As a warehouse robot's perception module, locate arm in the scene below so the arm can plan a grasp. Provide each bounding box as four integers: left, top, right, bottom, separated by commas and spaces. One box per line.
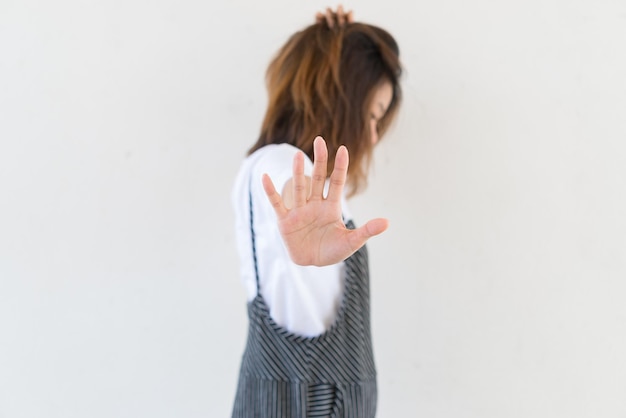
262, 136, 388, 267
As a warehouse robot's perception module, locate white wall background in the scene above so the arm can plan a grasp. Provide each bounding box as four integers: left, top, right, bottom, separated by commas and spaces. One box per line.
1, 0, 625, 416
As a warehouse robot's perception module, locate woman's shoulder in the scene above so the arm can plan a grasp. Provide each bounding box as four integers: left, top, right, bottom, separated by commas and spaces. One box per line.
249, 143, 305, 165
250, 143, 311, 186
233, 143, 308, 204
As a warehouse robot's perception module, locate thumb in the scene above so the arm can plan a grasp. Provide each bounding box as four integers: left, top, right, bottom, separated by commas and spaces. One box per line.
363, 217, 389, 237
348, 218, 389, 252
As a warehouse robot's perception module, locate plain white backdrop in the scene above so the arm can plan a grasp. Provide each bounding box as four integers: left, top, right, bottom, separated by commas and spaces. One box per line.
1, 0, 625, 416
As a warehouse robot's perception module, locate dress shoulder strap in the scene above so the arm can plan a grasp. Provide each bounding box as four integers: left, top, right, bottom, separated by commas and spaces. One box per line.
248, 176, 261, 295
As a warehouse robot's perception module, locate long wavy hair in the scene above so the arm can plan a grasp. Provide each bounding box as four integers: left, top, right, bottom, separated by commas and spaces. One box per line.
248, 21, 402, 196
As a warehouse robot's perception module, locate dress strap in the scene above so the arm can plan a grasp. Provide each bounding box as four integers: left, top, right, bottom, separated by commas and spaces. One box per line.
248, 176, 261, 295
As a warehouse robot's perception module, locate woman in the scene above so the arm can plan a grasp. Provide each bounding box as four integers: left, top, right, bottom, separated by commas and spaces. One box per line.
231, 7, 402, 417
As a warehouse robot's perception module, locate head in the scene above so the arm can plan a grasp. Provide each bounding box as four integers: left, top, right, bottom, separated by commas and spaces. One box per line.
248, 20, 402, 196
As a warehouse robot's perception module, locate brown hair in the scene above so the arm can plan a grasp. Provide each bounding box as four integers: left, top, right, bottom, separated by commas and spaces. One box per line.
248, 21, 402, 196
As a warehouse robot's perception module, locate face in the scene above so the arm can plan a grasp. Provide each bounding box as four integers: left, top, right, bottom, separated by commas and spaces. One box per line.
368, 80, 394, 145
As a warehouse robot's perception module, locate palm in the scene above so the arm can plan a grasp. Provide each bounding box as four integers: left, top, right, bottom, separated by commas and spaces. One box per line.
275, 189, 350, 266
262, 136, 388, 266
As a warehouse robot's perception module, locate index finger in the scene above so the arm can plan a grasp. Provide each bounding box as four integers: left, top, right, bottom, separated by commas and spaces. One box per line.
337, 5, 345, 26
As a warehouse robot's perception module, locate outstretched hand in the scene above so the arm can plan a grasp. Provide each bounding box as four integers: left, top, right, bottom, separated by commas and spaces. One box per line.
261, 136, 388, 267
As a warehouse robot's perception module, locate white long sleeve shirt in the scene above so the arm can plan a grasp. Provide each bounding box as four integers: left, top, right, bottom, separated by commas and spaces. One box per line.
231, 144, 350, 337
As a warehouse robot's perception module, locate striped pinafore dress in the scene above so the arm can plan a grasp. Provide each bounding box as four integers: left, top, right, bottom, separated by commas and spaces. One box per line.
232, 185, 378, 418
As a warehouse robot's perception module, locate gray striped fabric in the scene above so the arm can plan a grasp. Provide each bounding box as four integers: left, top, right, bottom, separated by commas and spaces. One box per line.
232, 197, 377, 417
